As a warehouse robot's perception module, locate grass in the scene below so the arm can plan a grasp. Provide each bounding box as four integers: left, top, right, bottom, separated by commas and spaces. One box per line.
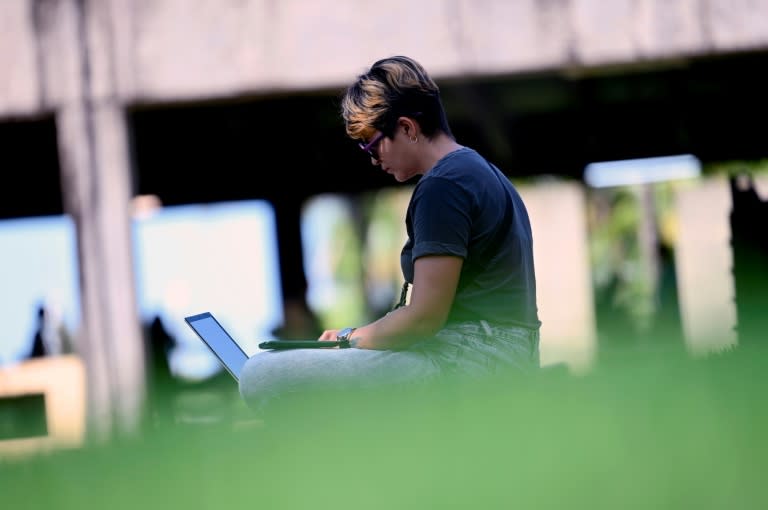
2, 342, 767, 510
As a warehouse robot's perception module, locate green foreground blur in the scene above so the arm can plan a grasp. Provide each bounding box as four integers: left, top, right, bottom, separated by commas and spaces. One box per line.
2, 342, 767, 510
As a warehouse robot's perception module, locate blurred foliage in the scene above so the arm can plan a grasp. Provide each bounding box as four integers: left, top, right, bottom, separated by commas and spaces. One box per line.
2, 340, 767, 509
308, 188, 412, 331
325, 209, 366, 326
586, 173, 718, 342
587, 156, 768, 348
703, 158, 768, 177
587, 184, 666, 335
301, 196, 367, 331
360, 188, 411, 318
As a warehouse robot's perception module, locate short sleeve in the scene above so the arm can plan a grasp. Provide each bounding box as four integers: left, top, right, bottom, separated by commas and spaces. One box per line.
409, 176, 473, 261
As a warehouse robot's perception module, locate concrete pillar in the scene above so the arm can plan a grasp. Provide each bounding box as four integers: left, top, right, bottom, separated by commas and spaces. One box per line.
520, 181, 597, 372
55, 0, 145, 440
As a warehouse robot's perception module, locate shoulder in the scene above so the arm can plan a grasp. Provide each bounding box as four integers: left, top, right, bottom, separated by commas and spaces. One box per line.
410, 157, 484, 221
431, 147, 488, 176
420, 147, 503, 199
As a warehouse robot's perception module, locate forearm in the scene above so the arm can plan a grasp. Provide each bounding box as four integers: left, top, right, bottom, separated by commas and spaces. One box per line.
352, 306, 443, 350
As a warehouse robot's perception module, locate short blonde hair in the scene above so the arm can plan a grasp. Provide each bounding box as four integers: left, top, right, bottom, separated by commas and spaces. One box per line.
340, 56, 451, 142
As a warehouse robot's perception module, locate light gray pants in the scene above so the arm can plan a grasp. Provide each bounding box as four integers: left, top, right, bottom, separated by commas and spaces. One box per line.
238, 321, 539, 412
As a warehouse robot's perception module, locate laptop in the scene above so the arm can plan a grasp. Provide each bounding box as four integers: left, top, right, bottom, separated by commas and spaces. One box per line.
184, 312, 250, 382
183, 312, 347, 382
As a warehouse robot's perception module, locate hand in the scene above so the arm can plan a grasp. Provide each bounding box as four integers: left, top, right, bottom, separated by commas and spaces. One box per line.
318, 328, 362, 348
318, 329, 342, 341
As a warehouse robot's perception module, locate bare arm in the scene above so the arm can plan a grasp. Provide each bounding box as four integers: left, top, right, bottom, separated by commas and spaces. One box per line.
319, 255, 463, 349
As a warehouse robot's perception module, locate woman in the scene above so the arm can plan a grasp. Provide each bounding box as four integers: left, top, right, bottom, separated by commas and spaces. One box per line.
239, 55, 540, 411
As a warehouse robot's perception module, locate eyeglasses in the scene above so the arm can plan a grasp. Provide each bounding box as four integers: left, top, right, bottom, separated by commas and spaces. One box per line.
358, 132, 385, 160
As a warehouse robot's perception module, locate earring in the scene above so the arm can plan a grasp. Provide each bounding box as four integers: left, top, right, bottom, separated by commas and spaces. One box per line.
409, 135, 418, 144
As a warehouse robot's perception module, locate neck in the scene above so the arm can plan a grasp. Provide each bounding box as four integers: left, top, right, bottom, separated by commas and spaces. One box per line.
419, 133, 463, 174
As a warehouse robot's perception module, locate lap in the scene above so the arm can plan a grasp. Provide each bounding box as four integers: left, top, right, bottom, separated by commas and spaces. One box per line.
238, 322, 539, 411
238, 346, 440, 411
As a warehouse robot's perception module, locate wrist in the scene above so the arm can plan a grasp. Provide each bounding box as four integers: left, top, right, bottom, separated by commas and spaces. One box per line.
336, 327, 357, 348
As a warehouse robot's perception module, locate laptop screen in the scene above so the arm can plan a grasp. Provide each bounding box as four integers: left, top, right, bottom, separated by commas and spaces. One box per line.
184, 312, 249, 381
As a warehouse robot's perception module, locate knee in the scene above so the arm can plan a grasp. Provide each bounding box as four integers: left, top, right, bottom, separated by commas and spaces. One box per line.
238, 352, 283, 411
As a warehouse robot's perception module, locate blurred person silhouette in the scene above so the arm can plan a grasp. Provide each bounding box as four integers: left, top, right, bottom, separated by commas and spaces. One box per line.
28, 304, 48, 359
146, 315, 175, 382
240, 56, 541, 412
27, 300, 71, 359
270, 195, 324, 341
145, 315, 241, 427
730, 173, 768, 346
143, 314, 178, 426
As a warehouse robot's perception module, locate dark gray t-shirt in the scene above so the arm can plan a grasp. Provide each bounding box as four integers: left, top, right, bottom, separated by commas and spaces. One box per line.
400, 147, 541, 329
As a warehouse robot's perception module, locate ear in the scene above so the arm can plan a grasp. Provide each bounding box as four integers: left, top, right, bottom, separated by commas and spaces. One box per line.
397, 116, 420, 136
